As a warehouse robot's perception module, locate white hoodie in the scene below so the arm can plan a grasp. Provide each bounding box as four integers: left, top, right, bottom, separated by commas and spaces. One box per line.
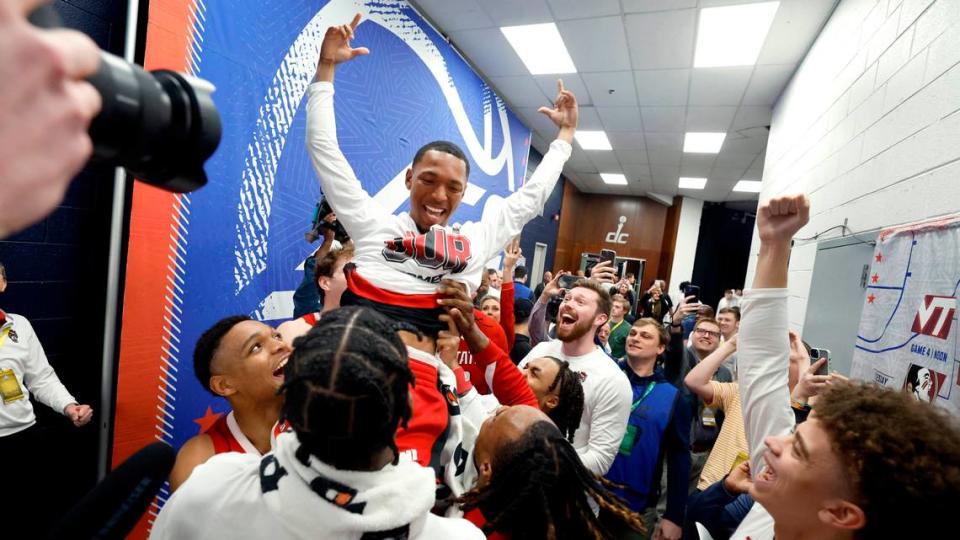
151, 431, 483, 540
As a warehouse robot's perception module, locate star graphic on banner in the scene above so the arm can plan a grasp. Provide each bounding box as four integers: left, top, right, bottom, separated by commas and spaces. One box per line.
193, 406, 223, 434
871, 273, 879, 284
867, 294, 876, 304
875, 252, 883, 263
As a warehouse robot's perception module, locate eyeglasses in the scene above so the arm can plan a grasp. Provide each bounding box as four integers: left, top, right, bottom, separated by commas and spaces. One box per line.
694, 328, 721, 339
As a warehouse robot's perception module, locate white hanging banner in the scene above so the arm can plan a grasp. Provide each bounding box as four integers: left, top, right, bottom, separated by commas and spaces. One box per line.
852, 214, 960, 417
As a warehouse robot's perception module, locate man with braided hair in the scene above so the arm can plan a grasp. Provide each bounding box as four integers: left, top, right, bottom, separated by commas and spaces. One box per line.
152, 307, 483, 540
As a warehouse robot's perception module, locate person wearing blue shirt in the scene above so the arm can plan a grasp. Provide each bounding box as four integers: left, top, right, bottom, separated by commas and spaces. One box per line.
512, 265, 535, 302
602, 318, 691, 540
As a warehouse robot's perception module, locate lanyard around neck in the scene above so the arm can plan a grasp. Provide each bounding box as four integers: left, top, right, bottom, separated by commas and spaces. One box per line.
630, 381, 657, 412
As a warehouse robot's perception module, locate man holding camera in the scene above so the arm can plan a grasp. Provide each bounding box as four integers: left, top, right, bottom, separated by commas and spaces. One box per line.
521, 277, 631, 475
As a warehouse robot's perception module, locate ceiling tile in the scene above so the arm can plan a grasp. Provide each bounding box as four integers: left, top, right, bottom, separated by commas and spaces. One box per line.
588, 151, 623, 173
557, 16, 631, 72
756, 0, 837, 65
534, 74, 592, 106
598, 107, 644, 132
489, 76, 550, 107
688, 67, 753, 106
577, 106, 604, 130
622, 161, 652, 180
616, 148, 649, 165
547, 0, 622, 19
449, 28, 530, 77
650, 163, 680, 183
741, 64, 796, 106
711, 166, 751, 181
648, 151, 682, 167
412, 0, 495, 32
714, 151, 761, 169
641, 107, 686, 132
681, 154, 717, 171
625, 10, 697, 69
478, 0, 554, 26
566, 148, 598, 173
607, 131, 646, 150
685, 106, 738, 131
722, 132, 767, 153
581, 71, 638, 107
622, 0, 697, 13
634, 69, 690, 106
645, 132, 684, 154
680, 160, 713, 178
732, 106, 773, 130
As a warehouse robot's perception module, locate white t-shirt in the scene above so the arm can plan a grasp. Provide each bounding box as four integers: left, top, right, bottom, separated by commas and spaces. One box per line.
520, 340, 632, 475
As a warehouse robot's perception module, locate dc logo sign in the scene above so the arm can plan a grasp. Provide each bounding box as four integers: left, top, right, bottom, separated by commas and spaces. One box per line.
911, 295, 956, 340
605, 216, 630, 244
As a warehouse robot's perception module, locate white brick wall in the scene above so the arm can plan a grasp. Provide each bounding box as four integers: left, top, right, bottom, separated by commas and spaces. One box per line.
746, 0, 960, 333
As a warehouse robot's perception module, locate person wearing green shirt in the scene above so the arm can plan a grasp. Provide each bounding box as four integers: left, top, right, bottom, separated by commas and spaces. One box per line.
607, 294, 632, 359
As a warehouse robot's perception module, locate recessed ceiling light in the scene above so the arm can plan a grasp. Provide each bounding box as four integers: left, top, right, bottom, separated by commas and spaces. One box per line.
684, 132, 726, 153
694, 2, 780, 68
679, 177, 707, 190
601, 173, 628, 185
575, 131, 613, 151
501, 23, 577, 75
733, 180, 763, 192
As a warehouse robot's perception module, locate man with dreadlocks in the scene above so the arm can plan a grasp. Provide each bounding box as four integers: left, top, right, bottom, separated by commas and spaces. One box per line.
307, 14, 578, 497
152, 307, 483, 539
169, 316, 292, 491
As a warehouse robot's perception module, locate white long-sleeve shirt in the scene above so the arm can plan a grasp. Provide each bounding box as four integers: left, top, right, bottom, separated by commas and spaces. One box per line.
0, 312, 77, 437
730, 288, 795, 540
305, 82, 571, 296
519, 341, 632, 475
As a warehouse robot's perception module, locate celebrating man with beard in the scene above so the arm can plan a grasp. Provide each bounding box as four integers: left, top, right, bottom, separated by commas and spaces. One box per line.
521, 279, 632, 475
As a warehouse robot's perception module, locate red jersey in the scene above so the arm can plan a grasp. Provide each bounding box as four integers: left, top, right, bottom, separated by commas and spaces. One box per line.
204, 411, 286, 455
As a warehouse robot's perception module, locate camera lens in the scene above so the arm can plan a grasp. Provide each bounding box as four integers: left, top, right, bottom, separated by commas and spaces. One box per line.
87, 52, 221, 193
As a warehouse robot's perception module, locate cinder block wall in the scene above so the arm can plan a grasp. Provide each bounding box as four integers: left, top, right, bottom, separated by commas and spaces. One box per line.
746, 0, 960, 331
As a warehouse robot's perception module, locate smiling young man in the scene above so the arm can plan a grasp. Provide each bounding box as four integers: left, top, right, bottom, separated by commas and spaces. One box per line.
604, 319, 691, 540
732, 194, 960, 539
306, 14, 575, 346
519, 279, 632, 475
168, 316, 292, 491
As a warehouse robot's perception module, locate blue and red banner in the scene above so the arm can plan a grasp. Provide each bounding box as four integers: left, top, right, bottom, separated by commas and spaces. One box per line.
113, 0, 530, 535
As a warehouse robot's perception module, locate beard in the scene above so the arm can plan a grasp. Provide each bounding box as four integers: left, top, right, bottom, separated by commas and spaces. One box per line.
557, 316, 595, 342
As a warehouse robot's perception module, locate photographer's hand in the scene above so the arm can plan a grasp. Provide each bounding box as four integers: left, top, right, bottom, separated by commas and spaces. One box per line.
0, 0, 102, 238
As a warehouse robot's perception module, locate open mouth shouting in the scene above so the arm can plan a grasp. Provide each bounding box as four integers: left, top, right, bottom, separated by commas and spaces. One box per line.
557, 307, 578, 333
422, 204, 447, 226
755, 452, 778, 490
272, 355, 289, 384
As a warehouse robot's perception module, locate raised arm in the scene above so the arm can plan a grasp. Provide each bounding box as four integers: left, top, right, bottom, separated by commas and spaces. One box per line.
685, 335, 737, 403
499, 240, 521, 347
477, 80, 575, 257
529, 271, 567, 345
305, 14, 382, 236
739, 194, 810, 474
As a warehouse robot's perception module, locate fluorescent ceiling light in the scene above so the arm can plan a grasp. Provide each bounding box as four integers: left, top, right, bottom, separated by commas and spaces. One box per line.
733, 180, 763, 192
575, 130, 613, 151
601, 173, 628, 185
679, 177, 707, 190
501, 23, 577, 75
684, 132, 726, 153
694, 2, 780, 68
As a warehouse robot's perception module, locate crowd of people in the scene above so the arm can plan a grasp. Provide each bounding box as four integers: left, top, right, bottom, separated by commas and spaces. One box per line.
3, 7, 960, 540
